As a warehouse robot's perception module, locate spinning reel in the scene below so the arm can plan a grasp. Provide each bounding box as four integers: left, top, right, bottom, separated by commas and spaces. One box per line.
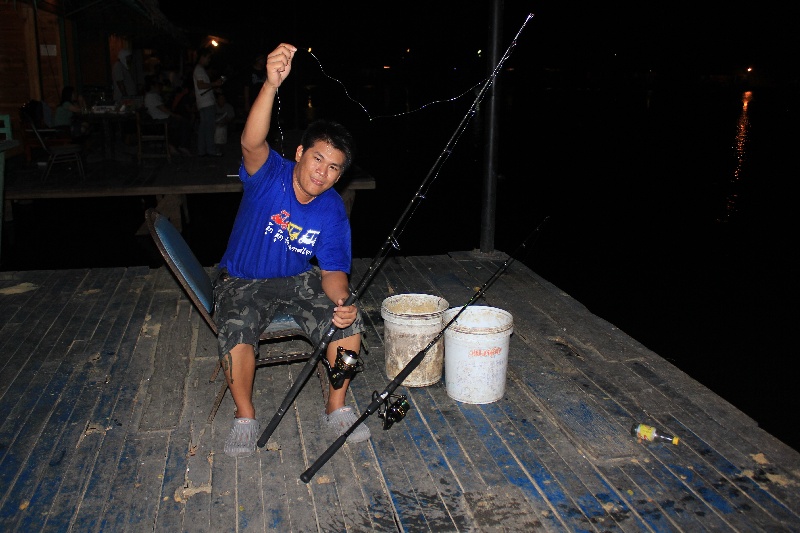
325, 346, 364, 389
375, 391, 411, 430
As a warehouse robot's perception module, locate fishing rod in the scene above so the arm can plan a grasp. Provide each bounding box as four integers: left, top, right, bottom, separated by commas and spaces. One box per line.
300, 217, 549, 483
257, 14, 535, 448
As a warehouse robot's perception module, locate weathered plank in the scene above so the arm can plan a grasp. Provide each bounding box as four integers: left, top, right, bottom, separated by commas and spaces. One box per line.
0, 269, 144, 530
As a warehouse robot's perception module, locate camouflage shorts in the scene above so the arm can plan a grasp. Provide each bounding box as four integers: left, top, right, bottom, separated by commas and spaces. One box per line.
212, 267, 364, 360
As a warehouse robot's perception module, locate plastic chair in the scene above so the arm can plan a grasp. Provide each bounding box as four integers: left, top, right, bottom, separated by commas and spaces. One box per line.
136, 109, 171, 164
144, 208, 326, 423
18, 101, 73, 163
27, 118, 85, 182
0, 114, 13, 144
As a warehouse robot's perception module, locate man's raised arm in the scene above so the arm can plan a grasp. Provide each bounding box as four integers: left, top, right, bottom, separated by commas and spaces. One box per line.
241, 43, 297, 175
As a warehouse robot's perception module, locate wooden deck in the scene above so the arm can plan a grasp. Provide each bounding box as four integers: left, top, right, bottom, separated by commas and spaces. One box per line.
1, 254, 799, 532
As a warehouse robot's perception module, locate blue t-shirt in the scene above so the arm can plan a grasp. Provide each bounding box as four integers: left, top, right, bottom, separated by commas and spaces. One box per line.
219, 148, 351, 279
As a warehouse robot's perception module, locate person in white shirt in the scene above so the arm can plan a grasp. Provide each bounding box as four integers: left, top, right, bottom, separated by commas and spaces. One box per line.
112, 49, 137, 104
193, 47, 225, 157
144, 75, 192, 155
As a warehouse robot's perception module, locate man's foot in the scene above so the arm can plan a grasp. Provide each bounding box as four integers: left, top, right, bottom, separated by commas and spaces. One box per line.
321, 406, 371, 443
224, 417, 260, 457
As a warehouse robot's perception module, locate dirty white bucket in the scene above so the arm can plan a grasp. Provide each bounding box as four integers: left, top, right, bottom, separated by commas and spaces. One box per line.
381, 294, 449, 387
443, 306, 513, 404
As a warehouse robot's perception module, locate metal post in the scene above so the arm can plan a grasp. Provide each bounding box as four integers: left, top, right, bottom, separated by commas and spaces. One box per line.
480, 0, 503, 253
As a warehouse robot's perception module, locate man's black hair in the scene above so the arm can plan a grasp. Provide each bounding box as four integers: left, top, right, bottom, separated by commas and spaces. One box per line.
300, 120, 355, 172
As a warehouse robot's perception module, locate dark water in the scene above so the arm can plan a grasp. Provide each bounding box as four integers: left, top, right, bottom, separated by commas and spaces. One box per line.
3, 83, 798, 451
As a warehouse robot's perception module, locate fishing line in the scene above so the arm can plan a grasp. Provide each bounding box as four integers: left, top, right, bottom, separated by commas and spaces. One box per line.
272, 13, 533, 155
256, 13, 534, 448
305, 51, 485, 122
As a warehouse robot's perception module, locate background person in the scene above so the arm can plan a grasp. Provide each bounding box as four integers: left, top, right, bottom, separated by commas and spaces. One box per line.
143, 75, 193, 156
193, 47, 225, 156
53, 86, 89, 139
112, 49, 137, 105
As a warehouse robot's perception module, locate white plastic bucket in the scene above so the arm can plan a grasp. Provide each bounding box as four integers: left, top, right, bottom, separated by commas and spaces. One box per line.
443, 306, 513, 404
381, 294, 449, 387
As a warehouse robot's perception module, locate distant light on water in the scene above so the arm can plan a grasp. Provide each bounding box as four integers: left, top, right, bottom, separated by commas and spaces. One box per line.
721, 90, 752, 221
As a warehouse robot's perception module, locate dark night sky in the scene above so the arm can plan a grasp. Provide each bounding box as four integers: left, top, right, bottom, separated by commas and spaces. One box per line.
160, 1, 799, 79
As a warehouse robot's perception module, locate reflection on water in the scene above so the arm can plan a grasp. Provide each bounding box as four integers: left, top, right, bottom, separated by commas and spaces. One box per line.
720, 90, 752, 222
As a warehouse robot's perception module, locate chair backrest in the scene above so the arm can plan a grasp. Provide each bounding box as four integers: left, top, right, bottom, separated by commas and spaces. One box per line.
21, 114, 54, 155
20, 100, 46, 128
145, 208, 218, 335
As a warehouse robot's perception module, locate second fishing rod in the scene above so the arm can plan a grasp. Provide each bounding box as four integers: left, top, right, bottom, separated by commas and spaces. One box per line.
257, 14, 534, 448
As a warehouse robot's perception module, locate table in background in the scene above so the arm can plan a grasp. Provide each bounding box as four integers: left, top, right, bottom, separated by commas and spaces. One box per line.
82, 111, 136, 159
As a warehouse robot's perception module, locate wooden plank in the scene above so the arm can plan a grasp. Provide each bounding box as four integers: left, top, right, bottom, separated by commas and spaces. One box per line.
15, 268, 147, 529
255, 365, 317, 533
174, 317, 216, 532
0, 270, 54, 333
456, 400, 597, 531
153, 409, 193, 531
607, 461, 716, 532
121, 433, 172, 533
0, 269, 91, 398
138, 298, 192, 431
88, 274, 164, 531
3, 269, 145, 529
406, 255, 475, 305
410, 382, 554, 531
73, 276, 175, 530
254, 365, 300, 532
0, 270, 103, 425
498, 374, 640, 531
293, 363, 354, 531
349, 258, 459, 531
68, 270, 158, 531
0, 270, 125, 529
647, 429, 794, 530
664, 414, 800, 526
512, 363, 640, 463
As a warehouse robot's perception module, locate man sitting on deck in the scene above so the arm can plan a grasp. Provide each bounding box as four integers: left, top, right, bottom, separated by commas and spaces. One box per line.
214, 43, 369, 457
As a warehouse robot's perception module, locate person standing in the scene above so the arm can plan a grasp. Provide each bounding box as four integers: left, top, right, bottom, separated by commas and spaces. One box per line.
112, 49, 137, 104
193, 47, 225, 157
214, 43, 369, 458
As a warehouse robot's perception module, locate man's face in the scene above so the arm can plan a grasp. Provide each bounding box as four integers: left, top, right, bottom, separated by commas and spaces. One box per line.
293, 140, 345, 203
